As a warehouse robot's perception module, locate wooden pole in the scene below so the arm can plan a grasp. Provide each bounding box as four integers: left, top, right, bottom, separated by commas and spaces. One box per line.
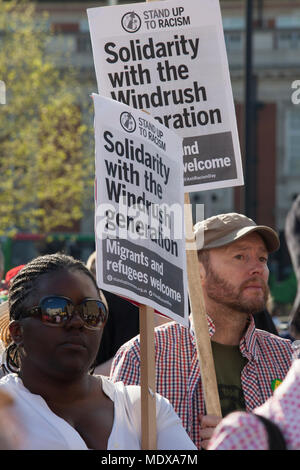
184, 192, 222, 416
139, 305, 157, 449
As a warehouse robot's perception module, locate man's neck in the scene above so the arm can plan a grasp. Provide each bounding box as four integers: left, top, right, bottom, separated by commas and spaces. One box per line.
206, 301, 250, 346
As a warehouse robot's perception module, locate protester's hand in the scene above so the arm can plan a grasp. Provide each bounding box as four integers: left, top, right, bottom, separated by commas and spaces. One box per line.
199, 414, 222, 449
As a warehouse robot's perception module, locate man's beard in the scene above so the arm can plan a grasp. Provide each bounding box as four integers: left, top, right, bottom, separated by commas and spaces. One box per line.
204, 266, 269, 314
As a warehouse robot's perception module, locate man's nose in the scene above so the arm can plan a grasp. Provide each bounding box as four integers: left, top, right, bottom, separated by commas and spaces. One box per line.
248, 258, 265, 275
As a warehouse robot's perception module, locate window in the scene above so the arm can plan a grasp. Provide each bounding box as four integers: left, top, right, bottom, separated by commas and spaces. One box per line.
277, 31, 300, 49
224, 32, 243, 51
285, 108, 300, 175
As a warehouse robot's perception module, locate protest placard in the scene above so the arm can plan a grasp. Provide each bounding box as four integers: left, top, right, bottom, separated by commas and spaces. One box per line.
93, 94, 188, 327
87, 0, 243, 193
88, 0, 234, 433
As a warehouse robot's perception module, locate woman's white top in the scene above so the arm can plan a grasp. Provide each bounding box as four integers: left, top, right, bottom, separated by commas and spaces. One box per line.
0, 374, 196, 450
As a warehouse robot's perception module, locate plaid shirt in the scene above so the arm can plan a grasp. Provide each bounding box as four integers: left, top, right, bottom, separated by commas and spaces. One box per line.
208, 359, 300, 450
110, 316, 293, 449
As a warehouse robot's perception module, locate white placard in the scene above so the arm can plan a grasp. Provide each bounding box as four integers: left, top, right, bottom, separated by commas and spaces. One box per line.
88, 0, 244, 193
93, 94, 188, 326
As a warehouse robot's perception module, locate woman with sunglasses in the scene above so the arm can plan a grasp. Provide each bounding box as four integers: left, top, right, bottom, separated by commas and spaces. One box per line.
0, 253, 196, 450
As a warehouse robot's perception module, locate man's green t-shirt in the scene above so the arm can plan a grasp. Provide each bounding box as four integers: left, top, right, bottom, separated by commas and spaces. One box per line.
211, 340, 248, 417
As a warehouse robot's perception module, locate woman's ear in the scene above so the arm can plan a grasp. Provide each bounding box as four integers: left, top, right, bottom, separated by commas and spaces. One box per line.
9, 321, 23, 345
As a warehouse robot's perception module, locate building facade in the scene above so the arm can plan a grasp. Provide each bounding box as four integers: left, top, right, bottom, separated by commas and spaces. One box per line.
34, 0, 300, 228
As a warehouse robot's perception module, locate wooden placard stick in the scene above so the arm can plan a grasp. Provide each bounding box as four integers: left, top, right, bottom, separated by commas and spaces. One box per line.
139, 304, 157, 450
184, 192, 222, 417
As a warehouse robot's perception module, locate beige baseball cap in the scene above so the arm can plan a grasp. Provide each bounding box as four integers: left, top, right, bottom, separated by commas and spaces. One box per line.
194, 212, 280, 253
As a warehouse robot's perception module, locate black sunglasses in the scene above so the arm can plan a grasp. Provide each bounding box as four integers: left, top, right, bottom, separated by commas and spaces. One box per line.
21, 295, 108, 330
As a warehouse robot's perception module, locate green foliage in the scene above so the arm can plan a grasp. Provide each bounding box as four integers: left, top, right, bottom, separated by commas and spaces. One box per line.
0, 0, 94, 235
269, 271, 297, 305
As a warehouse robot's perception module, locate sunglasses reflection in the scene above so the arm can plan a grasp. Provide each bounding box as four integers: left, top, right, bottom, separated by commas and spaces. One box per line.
26, 296, 108, 330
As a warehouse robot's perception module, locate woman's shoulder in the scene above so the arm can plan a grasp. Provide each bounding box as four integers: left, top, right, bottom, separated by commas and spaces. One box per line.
0, 373, 19, 387
101, 375, 142, 404
100, 375, 171, 415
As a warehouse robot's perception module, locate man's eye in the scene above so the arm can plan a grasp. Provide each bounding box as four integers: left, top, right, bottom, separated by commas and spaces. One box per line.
260, 257, 268, 263
234, 254, 244, 260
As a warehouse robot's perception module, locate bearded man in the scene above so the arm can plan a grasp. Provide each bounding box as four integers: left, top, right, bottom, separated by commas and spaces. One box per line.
110, 213, 293, 449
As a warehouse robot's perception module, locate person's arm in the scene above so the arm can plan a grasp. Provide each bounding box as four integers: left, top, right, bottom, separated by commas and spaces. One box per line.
207, 411, 269, 450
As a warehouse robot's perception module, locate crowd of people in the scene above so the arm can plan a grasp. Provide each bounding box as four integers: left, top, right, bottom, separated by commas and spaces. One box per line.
0, 202, 299, 450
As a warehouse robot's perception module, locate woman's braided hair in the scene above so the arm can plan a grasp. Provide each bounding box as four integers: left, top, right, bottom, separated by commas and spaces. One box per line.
5, 252, 103, 373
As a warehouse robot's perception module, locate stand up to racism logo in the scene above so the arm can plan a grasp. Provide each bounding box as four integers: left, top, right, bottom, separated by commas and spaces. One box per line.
121, 12, 141, 33
120, 111, 137, 133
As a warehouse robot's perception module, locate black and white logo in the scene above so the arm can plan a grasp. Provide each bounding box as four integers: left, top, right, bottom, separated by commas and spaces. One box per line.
121, 12, 141, 33
120, 112, 136, 133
